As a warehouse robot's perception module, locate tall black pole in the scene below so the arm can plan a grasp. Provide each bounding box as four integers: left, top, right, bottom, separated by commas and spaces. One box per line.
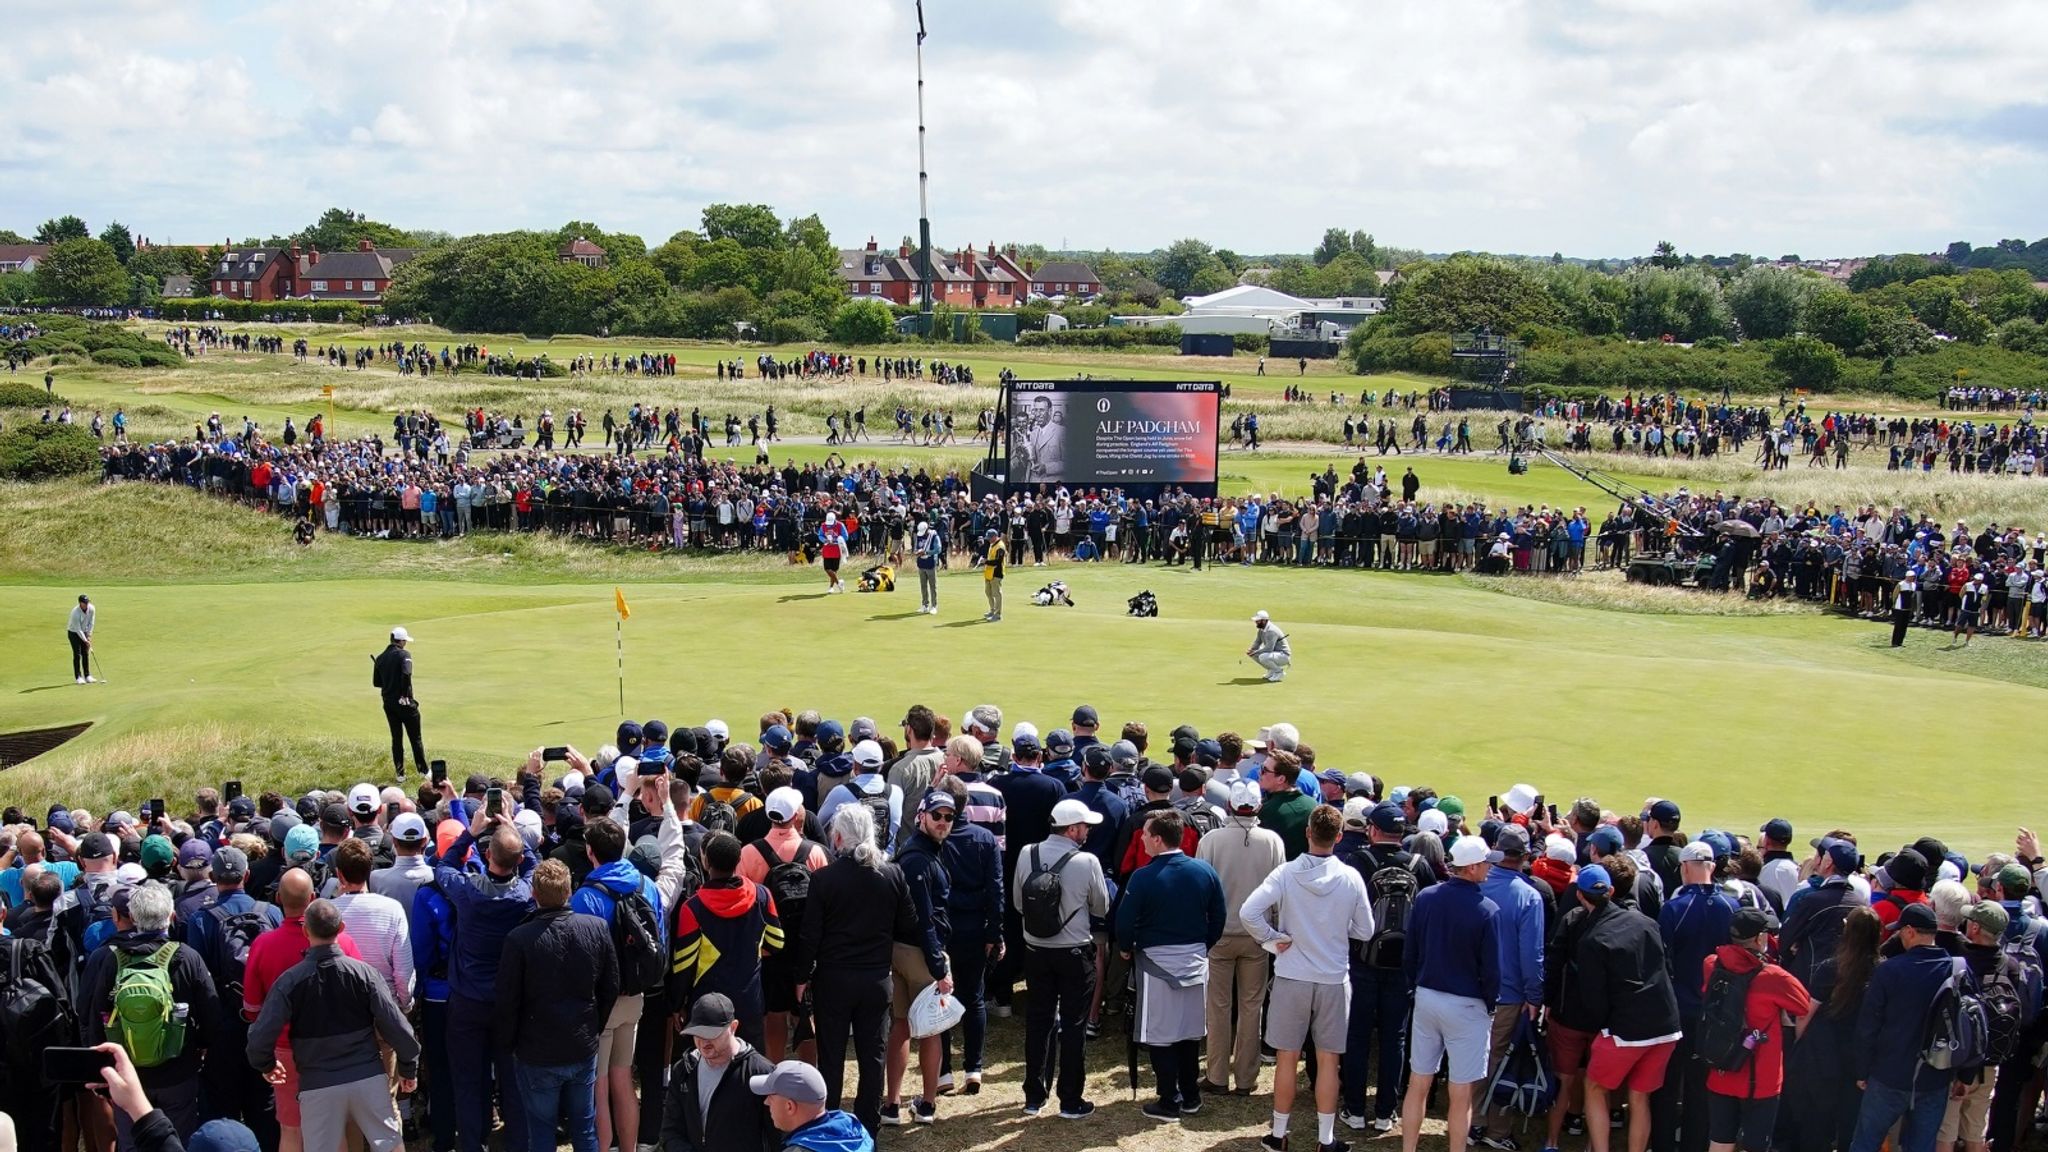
916, 0, 933, 317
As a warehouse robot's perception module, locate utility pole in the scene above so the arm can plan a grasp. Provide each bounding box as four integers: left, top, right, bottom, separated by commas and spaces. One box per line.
915, 0, 933, 318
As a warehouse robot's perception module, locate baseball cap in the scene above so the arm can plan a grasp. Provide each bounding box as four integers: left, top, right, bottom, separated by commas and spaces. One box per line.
680, 993, 738, 1039
210, 846, 250, 883
1231, 782, 1262, 813
1082, 744, 1113, 772
749, 1059, 827, 1104
616, 720, 644, 749
705, 719, 730, 744
390, 626, 411, 642
637, 745, 672, 775
816, 719, 845, 745
284, 824, 319, 861
1729, 908, 1770, 941
1252, 609, 1270, 623
1818, 837, 1861, 876
319, 802, 351, 831
1050, 798, 1103, 827
1369, 802, 1405, 833
1896, 902, 1938, 933
766, 787, 804, 823
77, 832, 115, 860
140, 835, 176, 872
1012, 721, 1039, 744
268, 809, 302, 841
1342, 796, 1372, 830
1492, 824, 1532, 861
227, 796, 256, 820
1046, 728, 1077, 755
389, 813, 428, 843
642, 719, 670, 746
851, 740, 884, 769
1576, 864, 1614, 896
1700, 829, 1736, 860
1013, 731, 1042, 754
1996, 862, 2034, 895
1760, 818, 1794, 844
1448, 836, 1490, 868
348, 783, 379, 816
1071, 704, 1098, 726
919, 791, 958, 815
177, 839, 214, 869
1964, 901, 2011, 937
1438, 796, 1466, 821
187, 1120, 262, 1152
762, 725, 793, 753
1344, 772, 1375, 798
1141, 765, 1176, 794
463, 774, 491, 796
1647, 799, 1681, 827
1417, 809, 1449, 837
1195, 738, 1223, 767
1544, 834, 1576, 864
1679, 840, 1716, 864
849, 717, 878, 743
1316, 768, 1346, 787
1587, 826, 1625, 855
1109, 740, 1139, 766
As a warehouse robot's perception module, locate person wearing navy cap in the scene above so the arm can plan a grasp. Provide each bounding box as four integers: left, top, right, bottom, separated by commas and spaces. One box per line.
1756, 819, 1800, 909
1069, 705, 1102, 758
1847, 900, 1955, 1152
1653, 841, 1737, 1152
1642, 800, 1683, 897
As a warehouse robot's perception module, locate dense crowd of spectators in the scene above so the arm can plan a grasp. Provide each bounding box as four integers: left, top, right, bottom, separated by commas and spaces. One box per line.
5, 701, 2047, 1152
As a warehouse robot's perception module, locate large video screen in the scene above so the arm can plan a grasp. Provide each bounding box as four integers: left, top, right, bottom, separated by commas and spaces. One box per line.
1005, 380, 1221, 490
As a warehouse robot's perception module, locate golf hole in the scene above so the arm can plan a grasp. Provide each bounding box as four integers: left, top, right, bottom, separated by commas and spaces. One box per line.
0, 722, 93, 769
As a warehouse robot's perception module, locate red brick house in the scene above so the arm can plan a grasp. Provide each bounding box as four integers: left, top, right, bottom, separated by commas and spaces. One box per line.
838, 239, 1027, 308
559, 237, 607, 268
208, 245, 292, 301
290, 240, 418, 302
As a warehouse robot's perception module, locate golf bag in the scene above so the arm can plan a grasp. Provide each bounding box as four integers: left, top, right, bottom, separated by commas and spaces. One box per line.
857, 564, 895, 593
1479, 1016, 1556, 1128
1127, 590, 1158, 618
1032, 581, 1075, 607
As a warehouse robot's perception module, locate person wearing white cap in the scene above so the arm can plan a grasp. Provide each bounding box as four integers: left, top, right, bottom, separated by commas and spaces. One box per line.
371, 812, 435, 910
371, 627, 425, 779
737, 787, 830, 1063
1248, 611, 1292, 682
820, 511, 848, 593
1196, 780, 1287, 1097
1014, 798, 1109, 1119
914, 520, 943, 613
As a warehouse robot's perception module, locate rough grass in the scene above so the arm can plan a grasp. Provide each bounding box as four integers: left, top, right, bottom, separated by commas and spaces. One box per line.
1466, 568, 1819, 617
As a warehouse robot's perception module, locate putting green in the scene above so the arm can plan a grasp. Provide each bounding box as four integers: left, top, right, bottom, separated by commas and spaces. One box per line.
0, 556, 2033, 855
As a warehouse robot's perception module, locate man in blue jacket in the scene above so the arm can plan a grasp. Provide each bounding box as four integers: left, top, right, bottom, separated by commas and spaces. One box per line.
1115, 809, 1227, 1123
1477, 826, 1546, 1152
934, 778, 1005, 1095
435, 813, 537, 1152
1849, 902, 1956, 1152
1654, 841, 1736, 1152
1400, 835, 1501, 1152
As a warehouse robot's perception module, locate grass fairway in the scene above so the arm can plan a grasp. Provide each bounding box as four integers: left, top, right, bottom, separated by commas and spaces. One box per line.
1, 522, 2036, 854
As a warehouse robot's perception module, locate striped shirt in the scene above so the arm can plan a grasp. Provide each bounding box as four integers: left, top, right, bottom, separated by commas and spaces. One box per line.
956, 774, 1007, 854
330, 889, 414, 1010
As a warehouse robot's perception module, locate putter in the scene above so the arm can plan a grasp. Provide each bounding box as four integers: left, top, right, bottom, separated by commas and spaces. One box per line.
91, 651, 108, 683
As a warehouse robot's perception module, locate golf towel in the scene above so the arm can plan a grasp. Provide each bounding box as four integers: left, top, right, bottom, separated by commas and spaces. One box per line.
1134, 943, 1209, 1045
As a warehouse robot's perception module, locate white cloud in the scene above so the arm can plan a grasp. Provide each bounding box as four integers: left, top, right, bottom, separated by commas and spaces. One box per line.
1, 0, 2044, 257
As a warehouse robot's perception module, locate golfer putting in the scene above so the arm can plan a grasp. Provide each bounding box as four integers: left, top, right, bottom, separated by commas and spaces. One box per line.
67, 593, 96, 684
1248, 609, 1291, 681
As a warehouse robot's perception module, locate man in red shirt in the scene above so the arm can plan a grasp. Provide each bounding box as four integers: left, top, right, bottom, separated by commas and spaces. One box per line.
1700, 908, 1811, 1152
243, 869, 362, 1152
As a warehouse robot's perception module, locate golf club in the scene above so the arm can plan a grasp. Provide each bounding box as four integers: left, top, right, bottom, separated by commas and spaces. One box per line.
91, 650, 108, 683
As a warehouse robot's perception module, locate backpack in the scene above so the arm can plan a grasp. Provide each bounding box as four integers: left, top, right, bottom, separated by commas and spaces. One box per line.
842, 779, 892, 850
757, 839, 818, 928
1361, 859, 1420, 969
1021, 845, 1080, 940
696, 796, 739, 837
1174, 797, 1221, 837
1, 937, 78, 1085
2001, 933, 2046, 1026
67, 877, 119, 961
1924, 956, 1991, 1072
1978, 958, 2028, 1066
1481, 1016, 1556, 1122
586, 880, 665, 997
107, 943, 186, 1068
206, 902, 274, 1005
1695, 960, 1763, 1072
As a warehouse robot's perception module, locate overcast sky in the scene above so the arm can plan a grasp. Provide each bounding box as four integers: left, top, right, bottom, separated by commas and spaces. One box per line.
6, 0, 2044, 259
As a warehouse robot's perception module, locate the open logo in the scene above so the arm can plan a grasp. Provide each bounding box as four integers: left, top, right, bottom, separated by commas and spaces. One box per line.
1097, 398, 1112, 413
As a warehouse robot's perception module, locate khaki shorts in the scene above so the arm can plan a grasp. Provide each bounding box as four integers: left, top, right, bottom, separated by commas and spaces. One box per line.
1938, 1074, 1995, 1143
890, 941, 937, 1019
593, 993, 644, 1070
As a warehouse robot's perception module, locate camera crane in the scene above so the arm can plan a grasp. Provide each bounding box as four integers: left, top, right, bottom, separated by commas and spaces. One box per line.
1532, 447, 1708, 541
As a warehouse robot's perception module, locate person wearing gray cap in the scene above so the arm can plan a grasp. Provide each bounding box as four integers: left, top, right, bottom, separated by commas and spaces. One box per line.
751, 1059, 872, 1152
660, 993, 775, 1152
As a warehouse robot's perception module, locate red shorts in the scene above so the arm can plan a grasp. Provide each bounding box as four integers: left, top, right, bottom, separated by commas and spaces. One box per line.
272, 1047, 301, 1127
1548, 1021, 1595, 1074
1587, 1034, 1677, 1094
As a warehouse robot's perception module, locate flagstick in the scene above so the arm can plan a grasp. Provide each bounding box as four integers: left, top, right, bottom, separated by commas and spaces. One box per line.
616, 618, 625, 715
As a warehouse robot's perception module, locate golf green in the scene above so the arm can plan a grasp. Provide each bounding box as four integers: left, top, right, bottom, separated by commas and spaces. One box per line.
0, 556, 2032, 855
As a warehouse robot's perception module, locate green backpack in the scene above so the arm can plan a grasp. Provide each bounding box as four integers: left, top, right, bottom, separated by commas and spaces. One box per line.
107, 943, 185, 1068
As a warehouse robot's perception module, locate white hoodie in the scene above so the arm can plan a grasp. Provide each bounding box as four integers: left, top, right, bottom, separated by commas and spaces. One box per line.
1239, 851, 1375, 985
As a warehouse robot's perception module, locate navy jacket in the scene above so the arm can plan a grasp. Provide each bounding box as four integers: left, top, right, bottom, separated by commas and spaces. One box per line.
1856, 944, 1958, 1090
434, 830, 537, 1003
1113, 850, 1226, 953
940, 821, 1004, 942
892, 832, 952, 978
1659, 883, 1737, 1018
1404, 875, 1502, 1004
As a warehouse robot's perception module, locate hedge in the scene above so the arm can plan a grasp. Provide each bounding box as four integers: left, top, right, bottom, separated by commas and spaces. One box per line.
1017, 324, 1182, 348
0, 380, 60, 407
156, 297, 371, 324
90, 348, 143, 368
0, 422, 99, 480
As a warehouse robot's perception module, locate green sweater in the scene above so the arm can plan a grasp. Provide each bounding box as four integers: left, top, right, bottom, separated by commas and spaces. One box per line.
1259, 790, 1317, 859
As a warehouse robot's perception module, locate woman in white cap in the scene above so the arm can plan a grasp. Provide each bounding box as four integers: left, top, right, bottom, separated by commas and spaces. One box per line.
1247, 611, 1291, 682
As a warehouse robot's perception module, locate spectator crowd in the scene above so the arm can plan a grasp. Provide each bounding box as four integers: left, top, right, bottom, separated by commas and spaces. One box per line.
5, 700, 2048, 1152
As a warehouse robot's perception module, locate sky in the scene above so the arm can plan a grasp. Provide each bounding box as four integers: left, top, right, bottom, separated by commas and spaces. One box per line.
5, 0, 2046, 260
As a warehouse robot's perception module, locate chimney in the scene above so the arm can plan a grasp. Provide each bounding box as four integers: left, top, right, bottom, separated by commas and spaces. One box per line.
986, 241, 996, 258
899, 242, 911, 258
358, 238, 375, 252
307, 248, 319, 267
865, 236, 878, 252
288, 244, 300, 262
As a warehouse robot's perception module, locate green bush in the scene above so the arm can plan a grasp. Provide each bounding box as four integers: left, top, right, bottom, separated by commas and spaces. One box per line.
1232, 333, 1268, 353
1017, 324, 1181, 348
759, 316, 826, 345
138, 347, 183, 369
90, 348, 144, 368
0, 422, 99, 480
0, 380, 59, 408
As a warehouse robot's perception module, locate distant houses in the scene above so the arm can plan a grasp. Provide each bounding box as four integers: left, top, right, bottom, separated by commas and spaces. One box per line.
207, 240, 418, 303
0, 244, 50, 273
837, 238, 1099, 307
559, 237, 608, 268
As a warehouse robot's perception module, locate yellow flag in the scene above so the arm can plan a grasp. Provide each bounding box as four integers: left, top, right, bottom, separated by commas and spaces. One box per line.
614, 587, 631, 621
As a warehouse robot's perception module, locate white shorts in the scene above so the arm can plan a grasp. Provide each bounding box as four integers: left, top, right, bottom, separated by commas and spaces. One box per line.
1409, 986, 1492, 1083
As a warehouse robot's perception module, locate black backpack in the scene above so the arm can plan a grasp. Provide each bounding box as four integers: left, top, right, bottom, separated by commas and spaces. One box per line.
757, 838, 818, 926
1, 936, 77, 1088
841, 779, 893, 850
586, 881, 665, 996
1021, 845, 1080, 940
1695, 960, 1762, 1071
206, 901, 275, 1005
1361, 860, 1420, 970
1174, 797, 1222, 837
1979, 958, 2028, 1066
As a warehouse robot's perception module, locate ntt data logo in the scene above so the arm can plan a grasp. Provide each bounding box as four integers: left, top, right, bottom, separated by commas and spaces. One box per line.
1097, 398, 1112, 413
